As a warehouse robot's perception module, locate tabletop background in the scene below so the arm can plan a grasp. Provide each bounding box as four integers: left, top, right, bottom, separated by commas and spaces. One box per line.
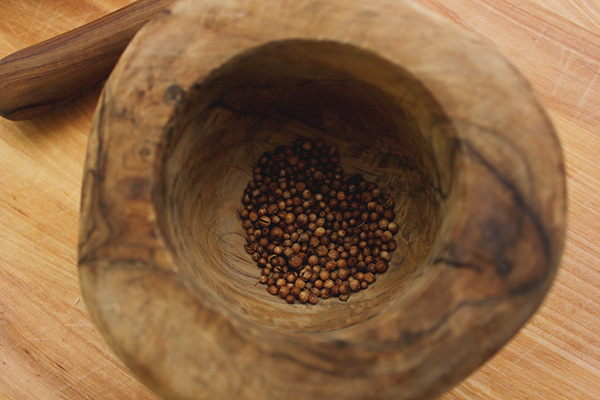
1, 0, 599, 399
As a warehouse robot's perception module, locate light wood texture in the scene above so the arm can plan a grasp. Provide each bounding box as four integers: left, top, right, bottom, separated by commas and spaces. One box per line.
0, 1, 596, 400
78, 0, 566, 399
0, 0, 174, 121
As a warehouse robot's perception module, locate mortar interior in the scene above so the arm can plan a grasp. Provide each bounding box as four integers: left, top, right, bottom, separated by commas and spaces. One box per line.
157, 40, 458, 333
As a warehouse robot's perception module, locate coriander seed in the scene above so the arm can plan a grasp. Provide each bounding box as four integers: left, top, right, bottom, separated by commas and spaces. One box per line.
239, 139, 400, 304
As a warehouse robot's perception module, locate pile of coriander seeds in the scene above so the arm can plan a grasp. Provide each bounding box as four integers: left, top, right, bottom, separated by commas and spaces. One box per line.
239, 139, 399, 305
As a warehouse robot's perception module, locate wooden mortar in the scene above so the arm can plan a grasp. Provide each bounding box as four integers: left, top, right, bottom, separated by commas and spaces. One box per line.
78, 0, 567, 399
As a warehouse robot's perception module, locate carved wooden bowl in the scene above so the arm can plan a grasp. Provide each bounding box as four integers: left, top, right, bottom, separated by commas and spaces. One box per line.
78, 0, 566, 399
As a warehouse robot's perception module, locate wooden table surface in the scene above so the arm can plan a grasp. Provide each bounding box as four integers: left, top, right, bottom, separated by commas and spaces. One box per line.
1, 0, 598, 399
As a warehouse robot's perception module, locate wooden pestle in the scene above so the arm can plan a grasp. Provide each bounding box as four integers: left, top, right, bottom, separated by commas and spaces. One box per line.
0, 0, 174, 121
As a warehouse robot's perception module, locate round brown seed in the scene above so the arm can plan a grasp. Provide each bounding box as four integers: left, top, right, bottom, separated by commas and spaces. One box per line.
381, 230, 393, 242
296, 214, 308, 226
375, 260, 388, 273
279, 286, 291, 298
284, 213, 296, 224
258, 215, 271, 227
338, 268, 350, 280
325, 260, 337, 271
243, 140, 399, 305
349, 279, 361, 291
299, 290, 310, 303
339, 282, 350, 295
328, 249, 340, 260
289, 255, 303, 269
270, 226, 284, 240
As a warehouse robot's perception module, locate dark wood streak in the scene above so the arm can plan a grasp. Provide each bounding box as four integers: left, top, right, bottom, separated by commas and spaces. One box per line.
434, 257, 483, 273
459, 139, 553, 265
454, 118, 538, 200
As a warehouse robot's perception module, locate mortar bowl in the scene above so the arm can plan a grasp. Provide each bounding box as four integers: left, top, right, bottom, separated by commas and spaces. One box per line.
78, 0, 566, 399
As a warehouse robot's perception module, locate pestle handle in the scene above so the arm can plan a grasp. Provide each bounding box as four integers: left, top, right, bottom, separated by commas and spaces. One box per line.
0, 0, 174, 121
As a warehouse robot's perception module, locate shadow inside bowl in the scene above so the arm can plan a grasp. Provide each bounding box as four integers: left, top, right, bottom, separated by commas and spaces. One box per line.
155, 39, 459, 333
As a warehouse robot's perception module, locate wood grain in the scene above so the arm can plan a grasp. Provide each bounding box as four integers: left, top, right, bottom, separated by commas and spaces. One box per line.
78, 0, 564, 399
0, 0, 598, 400
411, 2, 600, 399
0, 3, 159, 400
0, 0, 174, 121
